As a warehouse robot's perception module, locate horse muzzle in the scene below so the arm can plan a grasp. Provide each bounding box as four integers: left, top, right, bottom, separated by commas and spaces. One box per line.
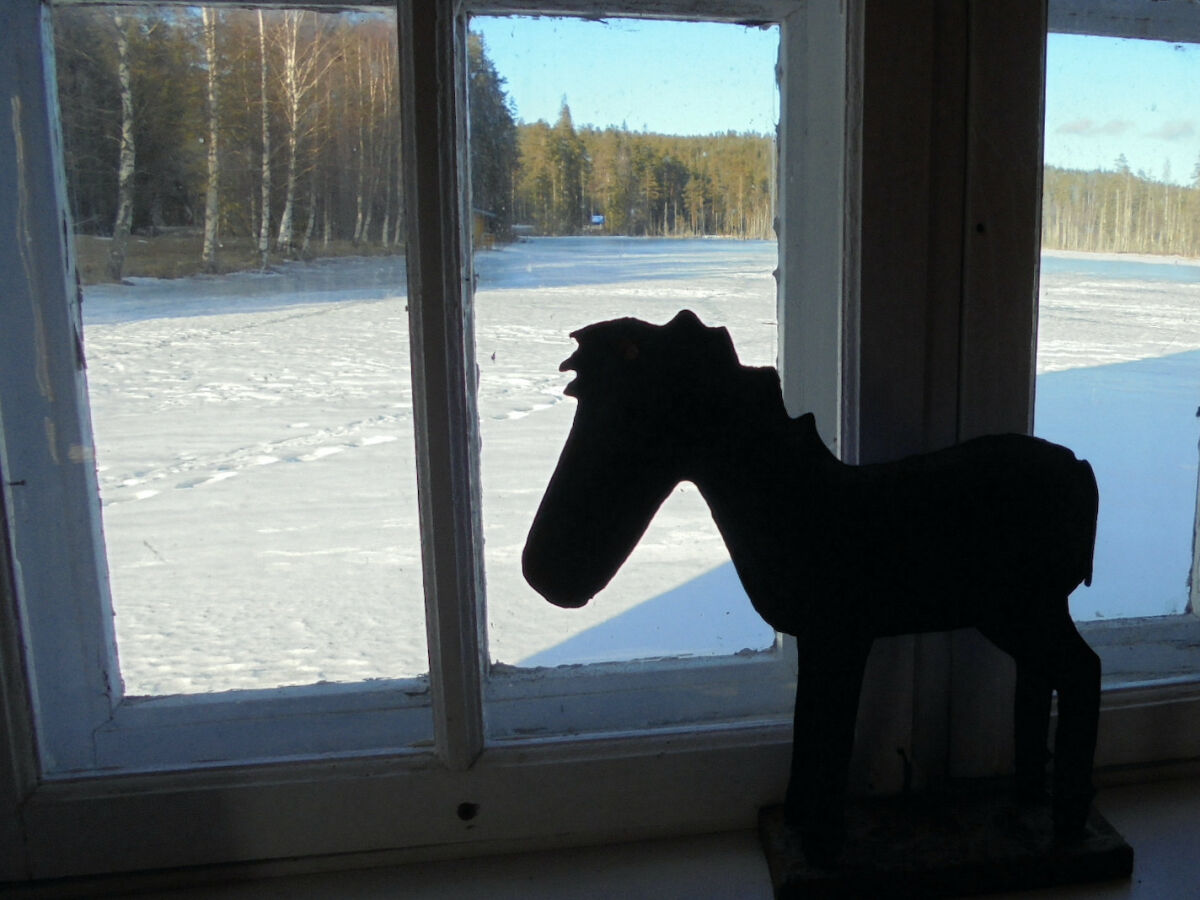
544, 592, 591, 609
521, 543, 597, 609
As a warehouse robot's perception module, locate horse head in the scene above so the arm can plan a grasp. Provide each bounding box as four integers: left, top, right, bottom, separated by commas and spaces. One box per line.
522, 309, 741, 608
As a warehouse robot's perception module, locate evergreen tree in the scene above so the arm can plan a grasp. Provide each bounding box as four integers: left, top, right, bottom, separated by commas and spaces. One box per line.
515, 120, 554, 231
467, 33, 519, 237
129, 10, 205, 234
515, 125, 776, 238
55, 6, 122, 235
548, 101, 587, 234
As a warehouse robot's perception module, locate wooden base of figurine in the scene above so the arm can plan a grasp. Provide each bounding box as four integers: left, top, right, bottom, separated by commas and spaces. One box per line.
759, 784, 1133, 898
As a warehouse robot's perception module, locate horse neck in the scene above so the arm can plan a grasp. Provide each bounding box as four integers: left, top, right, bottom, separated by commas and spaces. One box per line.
684, 371, 839, 523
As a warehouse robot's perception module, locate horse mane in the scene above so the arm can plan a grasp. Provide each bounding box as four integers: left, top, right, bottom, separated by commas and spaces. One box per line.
561, 309, 752, 399
557, 309, 818, 454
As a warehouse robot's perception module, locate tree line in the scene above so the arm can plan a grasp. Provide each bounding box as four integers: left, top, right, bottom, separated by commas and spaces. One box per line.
53, 6, 776, 281
512, 104, 776, 239
1043, 158, 1200, 258
53, 6, 1200, 283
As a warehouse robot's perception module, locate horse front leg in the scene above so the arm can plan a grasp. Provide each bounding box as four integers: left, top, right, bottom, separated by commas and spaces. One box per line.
1014, 665, 1053, 801
784, 631, 873, 868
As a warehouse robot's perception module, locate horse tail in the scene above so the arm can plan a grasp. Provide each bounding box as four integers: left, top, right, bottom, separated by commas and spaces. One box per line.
1078, 458, 1099, 588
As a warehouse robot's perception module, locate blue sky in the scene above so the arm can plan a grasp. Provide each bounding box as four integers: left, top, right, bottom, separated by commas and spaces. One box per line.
1045, 33, 1199, 184
471, 17, 1199, 185
470, 17, 779, 136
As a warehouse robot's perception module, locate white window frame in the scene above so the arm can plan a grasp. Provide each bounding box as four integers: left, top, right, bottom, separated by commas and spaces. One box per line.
0, 0, 867, 881
6, 0, 1196, 885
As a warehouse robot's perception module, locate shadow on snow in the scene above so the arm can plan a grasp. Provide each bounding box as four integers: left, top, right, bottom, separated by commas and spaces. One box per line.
517, 560, 774, 668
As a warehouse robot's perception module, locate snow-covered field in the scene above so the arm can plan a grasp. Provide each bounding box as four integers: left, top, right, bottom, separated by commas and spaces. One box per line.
79, 238, 1200, 695
84, 256, 426, 695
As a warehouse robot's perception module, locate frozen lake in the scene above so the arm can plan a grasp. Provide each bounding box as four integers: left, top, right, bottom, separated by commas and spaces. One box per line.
1036, 250, 1200, 621
79, 239, 1200, 695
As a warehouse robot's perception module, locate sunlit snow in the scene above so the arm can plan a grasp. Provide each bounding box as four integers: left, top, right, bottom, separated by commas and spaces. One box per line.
79, 239, 1200, 695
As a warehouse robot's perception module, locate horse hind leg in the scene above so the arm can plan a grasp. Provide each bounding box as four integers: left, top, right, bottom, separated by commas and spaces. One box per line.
981, 606, 1100, 837
980, 620, 1054, 801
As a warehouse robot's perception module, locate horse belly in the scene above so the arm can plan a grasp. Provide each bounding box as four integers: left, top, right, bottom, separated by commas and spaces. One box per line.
861, 453, 1095, 632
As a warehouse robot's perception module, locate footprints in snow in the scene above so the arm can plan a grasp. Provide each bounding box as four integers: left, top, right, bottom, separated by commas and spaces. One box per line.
101, 383, 563, 509
175, 466, 258, 490
102, 429, 401, 506
495, 399, 560, 421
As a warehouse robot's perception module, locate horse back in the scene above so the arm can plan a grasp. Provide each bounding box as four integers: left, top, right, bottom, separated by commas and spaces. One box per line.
845, 433, 1098, 620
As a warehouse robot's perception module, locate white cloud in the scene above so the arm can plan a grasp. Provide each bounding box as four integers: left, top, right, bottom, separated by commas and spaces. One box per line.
1056, 118, 1133, 137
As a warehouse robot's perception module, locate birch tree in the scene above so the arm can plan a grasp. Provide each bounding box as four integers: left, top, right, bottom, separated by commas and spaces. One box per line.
274, 10, 302, 254
107, 13, 136, 281
351, 42, 368, 245
201, 7, 220, 272
274, 10, 335, 256
257, 9, 271, 268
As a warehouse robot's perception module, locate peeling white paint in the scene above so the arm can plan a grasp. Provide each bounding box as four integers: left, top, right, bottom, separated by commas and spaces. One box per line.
44, 418, 58, 465
11, 94, 54, 402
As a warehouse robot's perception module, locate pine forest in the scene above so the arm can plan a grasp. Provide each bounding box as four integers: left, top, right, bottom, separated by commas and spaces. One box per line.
52, 6, 1200, 284
1043, 160, 1200, 258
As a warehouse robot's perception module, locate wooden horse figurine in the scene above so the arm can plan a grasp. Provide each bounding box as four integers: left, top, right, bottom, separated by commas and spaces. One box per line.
523, 309, 1101, 868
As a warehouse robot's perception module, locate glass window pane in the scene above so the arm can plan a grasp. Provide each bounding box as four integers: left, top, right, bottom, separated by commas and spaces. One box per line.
467, 16, 780, 666
1036, 33, 1200, 620
54, 5, 424, 694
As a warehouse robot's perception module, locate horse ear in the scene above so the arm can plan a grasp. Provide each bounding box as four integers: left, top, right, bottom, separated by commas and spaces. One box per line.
668, 309, 704, 331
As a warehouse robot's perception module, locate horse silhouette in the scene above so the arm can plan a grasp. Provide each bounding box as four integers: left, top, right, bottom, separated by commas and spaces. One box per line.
523, 309, 1100, 867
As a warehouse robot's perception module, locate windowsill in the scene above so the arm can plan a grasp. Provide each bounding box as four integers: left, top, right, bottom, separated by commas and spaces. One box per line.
13, 777, 1198, 898
1081, 614, 1200, 688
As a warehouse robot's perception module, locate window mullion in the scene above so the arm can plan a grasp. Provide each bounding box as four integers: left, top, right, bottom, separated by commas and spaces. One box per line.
949, 0, 1048, 780
400, 0, 485, 771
